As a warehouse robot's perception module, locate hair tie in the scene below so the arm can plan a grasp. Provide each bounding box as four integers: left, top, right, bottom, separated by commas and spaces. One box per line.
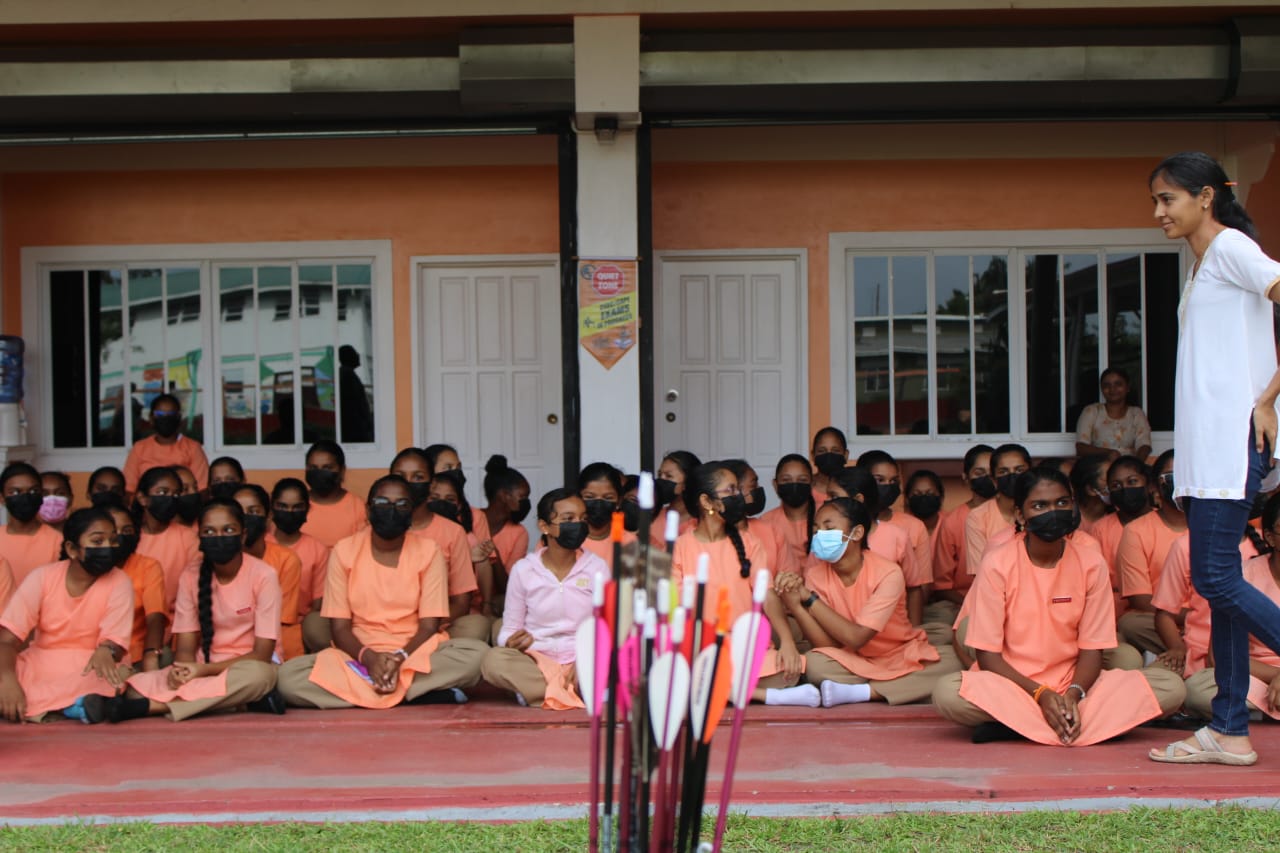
1225, 181, 1238, 187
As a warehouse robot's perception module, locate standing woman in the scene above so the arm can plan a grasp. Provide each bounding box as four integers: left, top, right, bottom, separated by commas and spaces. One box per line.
1148, 152, 1280, 765
652, 451, 701, 547
1075, 368, 1153, 461
300, 441, 367, 548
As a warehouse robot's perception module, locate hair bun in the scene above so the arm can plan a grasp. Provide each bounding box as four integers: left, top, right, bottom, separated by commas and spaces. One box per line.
485, 454, 509, 474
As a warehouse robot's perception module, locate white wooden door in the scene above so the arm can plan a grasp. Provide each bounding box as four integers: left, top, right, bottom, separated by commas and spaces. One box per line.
419, 261, 563, 541
656, 255, 804, 477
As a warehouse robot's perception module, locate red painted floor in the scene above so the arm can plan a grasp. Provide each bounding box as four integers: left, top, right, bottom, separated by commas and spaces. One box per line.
5, 697, 1280, 823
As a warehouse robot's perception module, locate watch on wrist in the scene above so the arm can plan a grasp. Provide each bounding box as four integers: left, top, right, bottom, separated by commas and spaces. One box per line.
801, 591, 820, 610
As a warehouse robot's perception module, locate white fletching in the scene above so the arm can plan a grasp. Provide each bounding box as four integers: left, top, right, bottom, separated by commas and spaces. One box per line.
689, 643, 719, 739
696, 553, 710, 584
639, 472, 655, 510
648, 651, 692, 751
682, 577, 696, 610
643, 607, 657, 639
671, 608, 687, 645
656, 579, 671, 616
575, 618, 598, 716
664, 509, 680, 542
730, 610, 764, 709
752, 569, 769, 603
592, 572, 605, 608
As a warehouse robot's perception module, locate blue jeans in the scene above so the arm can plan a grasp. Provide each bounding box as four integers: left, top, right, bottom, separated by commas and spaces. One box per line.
1186, 425, 1280, 736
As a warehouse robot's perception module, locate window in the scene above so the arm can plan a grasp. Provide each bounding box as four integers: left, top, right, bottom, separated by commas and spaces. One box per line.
829, 230, 1183, 457
25, 241, 392, 469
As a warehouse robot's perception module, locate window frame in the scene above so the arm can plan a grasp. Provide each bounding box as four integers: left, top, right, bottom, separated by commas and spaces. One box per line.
828, 229, 1187, 460
21, 240, 395, 472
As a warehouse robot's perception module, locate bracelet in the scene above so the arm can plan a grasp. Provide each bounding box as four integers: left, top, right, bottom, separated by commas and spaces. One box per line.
143, 648, 163, 656
1031, 684, 1051, 703
356, 645, 370, 664
1067, 683, 1087, 700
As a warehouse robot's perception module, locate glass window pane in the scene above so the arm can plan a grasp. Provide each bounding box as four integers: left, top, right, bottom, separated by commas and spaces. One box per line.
1144, 253, 1181, 431
261, 271, 298, 445
165, 268, 203, 443
973, 255, 1010, 434
1106, 253, 1144, 408
337, 271, 375, 443
936, 255, 970, 317
50, 270, 88, 448
893, 318, 929, 434
853, 256, 889, 318
1063, 253, 1100, 434
91, 271, 125, 448
892, 256, 927, 316
854, 320, 890, 436
299, 266, 336, 442
219, 267, 258, 446
1025, 254, 1062, 433
126, 268, 165, 441
936, 318, 972, 434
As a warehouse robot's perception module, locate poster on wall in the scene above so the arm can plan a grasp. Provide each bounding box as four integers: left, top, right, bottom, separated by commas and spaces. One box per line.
578, 259, 638, 370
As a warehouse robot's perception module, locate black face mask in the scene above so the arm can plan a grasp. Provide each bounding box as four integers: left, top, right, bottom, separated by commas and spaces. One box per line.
199, 534, 242, 565
908, 494, 943, 518
79, 546, 118, 577
242, 514, 268, 547
777, 482, 812, 509
719, 494, 747, 525
511, 497, 532, 525
176, 493, 202, 524
654, 478, 679, 508
4, 492, 41, 523
368, 505, 413, 540
969, 476, 998, 500
1024, 508, 1079, 543
995, 473, 1019, 498
745, 487, 767, 517
620, 500, 640, 532
877, 483, 902, 510
584, 499, 616, 529
272, 508, 307, 535
209, 481, 241, 502
145, 494, 179, 524
407, 481, 431, 507
113, 533, 140, 565
426, 500, 459, 522
90, 490, 126, 511
814, 453, 846, 478
1112, 486, 1150, 515
152, 413, 181, 438
305, 468, 341, 498
554, 521, 589, 550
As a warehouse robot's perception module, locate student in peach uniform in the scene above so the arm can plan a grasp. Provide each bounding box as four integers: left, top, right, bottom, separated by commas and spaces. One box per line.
578, 462, 635, 571
726, 459, 796, 579
234, 485, 303, 660
481, 455, 532, 582
481, 489, 607, 709
104, 503, 166, 671
927, 444, 994, 626
85, 465, 128, 512
133, 466, 201, 615
963, 444, 1031, 576
932, 467, 1184, 745
426, 471, 496, 640
809, 426, 849, 506
1116, 450, 1185, 654
171, 465, 204, 528
651, 450, 701, 548
266, 478, 331, 654
300, 440, 367, 548
859, 450, 931, 626
1092, 455, 1155, 615
122, 394, 209, 494
0, 462, 64, 587
206, 456, 245, 502
759, 454, 818, 573
1070, 454, 1114, 536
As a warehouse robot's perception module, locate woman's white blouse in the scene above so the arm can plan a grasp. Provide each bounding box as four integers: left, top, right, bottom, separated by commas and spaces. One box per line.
1174, 228, 1280, 501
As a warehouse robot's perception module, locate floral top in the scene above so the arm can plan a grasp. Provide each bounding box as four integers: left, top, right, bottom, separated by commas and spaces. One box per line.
1076, 402, 1151, 455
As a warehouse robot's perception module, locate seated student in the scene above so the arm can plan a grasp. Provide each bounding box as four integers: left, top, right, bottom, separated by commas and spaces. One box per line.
424, 444, 490, 548
0, 508, 133, 724
964, 444, 1031, 575
171, 465, 204, 527
481, 455, 532, 580
103, 503, 167, 672
277, 475, 487, 709
133, 466, 202, 615
619, 474, 641, 533
905, 469, 945, 540
578, 462, 636, 572
1075, 366, 1153, 461
427, 470, 496, 637
932, 467, 1184, 745
432, 468, 494, 569
0, 462, 64, 587
827, 467, 919, 613
653, 451, 701, 547
481, 489, 608, 708
1116, 451, 1185, 655
1070, 454, 1114, 536
207, 456, 246, 502
266, 478, 331, 655
233, 485, 303, 660
670, 461, 805, 705
86, 465, 128, 511
928, 444, 994, 626
389, 449, 487, 642
775, 497, 960, 707
39, 470, 73, 535
300, 441, 367, 548
809, 426, 850, 505
858, 450, 932, 626
1180, 494, 1280, 724
1093, 455, 1155, 616
760, 454, 817, 571
123, 394, 209, 494
0, 558, 13, 614
725, 458, 795, 578
109, 499, 283, 722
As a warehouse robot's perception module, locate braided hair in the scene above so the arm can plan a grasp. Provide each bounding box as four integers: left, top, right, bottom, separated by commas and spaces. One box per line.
686, 462, 752, 578
196, 498, 245, 664
776, 453, 817, 554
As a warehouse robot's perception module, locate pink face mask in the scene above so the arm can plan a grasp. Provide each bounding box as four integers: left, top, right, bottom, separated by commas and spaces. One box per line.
38, 495, 70, 524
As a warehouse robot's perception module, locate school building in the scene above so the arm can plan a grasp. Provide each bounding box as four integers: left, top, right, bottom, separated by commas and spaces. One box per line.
3, 1, 1280, 507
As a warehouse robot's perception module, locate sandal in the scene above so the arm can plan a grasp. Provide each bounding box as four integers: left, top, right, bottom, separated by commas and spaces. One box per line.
1149, 726, 1258, 766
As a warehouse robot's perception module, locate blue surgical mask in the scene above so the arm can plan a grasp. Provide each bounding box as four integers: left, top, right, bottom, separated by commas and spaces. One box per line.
811, 528, 854, 562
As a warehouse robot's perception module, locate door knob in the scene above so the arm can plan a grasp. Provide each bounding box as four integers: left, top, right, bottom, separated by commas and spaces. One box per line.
547, 414, 559, 425
666, 412, 676, 422
665, 389, 679, 402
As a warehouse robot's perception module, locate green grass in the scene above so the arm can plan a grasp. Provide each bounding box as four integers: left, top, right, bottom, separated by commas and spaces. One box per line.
0, 807, 1277, 852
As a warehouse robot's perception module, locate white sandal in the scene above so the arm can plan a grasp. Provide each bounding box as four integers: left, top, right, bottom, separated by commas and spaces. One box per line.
1149, 726, 1258, 766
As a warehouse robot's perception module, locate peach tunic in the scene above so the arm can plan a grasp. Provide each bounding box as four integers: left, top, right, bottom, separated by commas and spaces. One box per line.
127, 555, 282, 703
122, 434, 210, 492
1240, 555, 1280, 720
650, 513, 696, 548
582, 531, 638, 572
958, 536, 1161, 746
308, 528, 450, 708
933, 504, 972, 593
881, 510, 932, 587
465, 506, 492, 552
0, 557, 14, 614
0, 525, 64, 587
0, 562, 134, 718
410, 515, 478, 598
759, 506, 809, 571
964, 499, 1013, 576
121, 552, 166, 662
1090, 512, 1125, 586
260, 541, 303, 660
266, 530, 329, 616
488, 517, 530, 575
1117, 512, 1184, 599
803, 551, 938, 680
300, 491, 368, 548
671, 530, 792, 678
137, 523, 202, 615
748, 517, 797, 578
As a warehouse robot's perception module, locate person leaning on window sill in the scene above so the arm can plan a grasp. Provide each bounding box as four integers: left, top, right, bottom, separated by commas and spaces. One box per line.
1075, 367, 1153, 462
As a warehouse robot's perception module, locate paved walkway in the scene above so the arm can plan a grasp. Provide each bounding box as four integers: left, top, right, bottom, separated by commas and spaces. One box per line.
4, 697, 1280, 825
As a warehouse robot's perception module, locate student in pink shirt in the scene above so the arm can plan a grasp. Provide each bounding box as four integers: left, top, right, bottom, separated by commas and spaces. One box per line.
481, 488, 607, 709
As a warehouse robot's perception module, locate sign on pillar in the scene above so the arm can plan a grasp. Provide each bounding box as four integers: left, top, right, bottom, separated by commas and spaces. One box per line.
578, 259, 638, 370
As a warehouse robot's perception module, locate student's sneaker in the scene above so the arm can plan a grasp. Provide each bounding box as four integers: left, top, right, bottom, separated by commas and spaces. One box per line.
103, 695, 151, 724
246, 688, 287, 715
410, 688, 469, 705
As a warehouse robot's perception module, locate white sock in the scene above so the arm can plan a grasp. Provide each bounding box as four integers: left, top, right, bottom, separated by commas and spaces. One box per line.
820, 680, 872, 707
764, 684, 821, 707
514, 692, 529, 707
1142, 651, 1159, 667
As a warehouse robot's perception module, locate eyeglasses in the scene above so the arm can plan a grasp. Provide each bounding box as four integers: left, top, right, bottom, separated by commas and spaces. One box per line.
369, 497, 414, 512
713, 486, 741, 498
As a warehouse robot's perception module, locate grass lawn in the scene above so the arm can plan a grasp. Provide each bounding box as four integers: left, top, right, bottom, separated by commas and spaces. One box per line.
0, 807, 1276, 851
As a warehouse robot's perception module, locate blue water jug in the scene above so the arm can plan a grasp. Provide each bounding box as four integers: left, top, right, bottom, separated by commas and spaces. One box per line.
0, 336, 24, 404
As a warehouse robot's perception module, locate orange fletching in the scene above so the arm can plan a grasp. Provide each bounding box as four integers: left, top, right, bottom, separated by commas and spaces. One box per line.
715, 587, 732, 634
610, 511, 625, 542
